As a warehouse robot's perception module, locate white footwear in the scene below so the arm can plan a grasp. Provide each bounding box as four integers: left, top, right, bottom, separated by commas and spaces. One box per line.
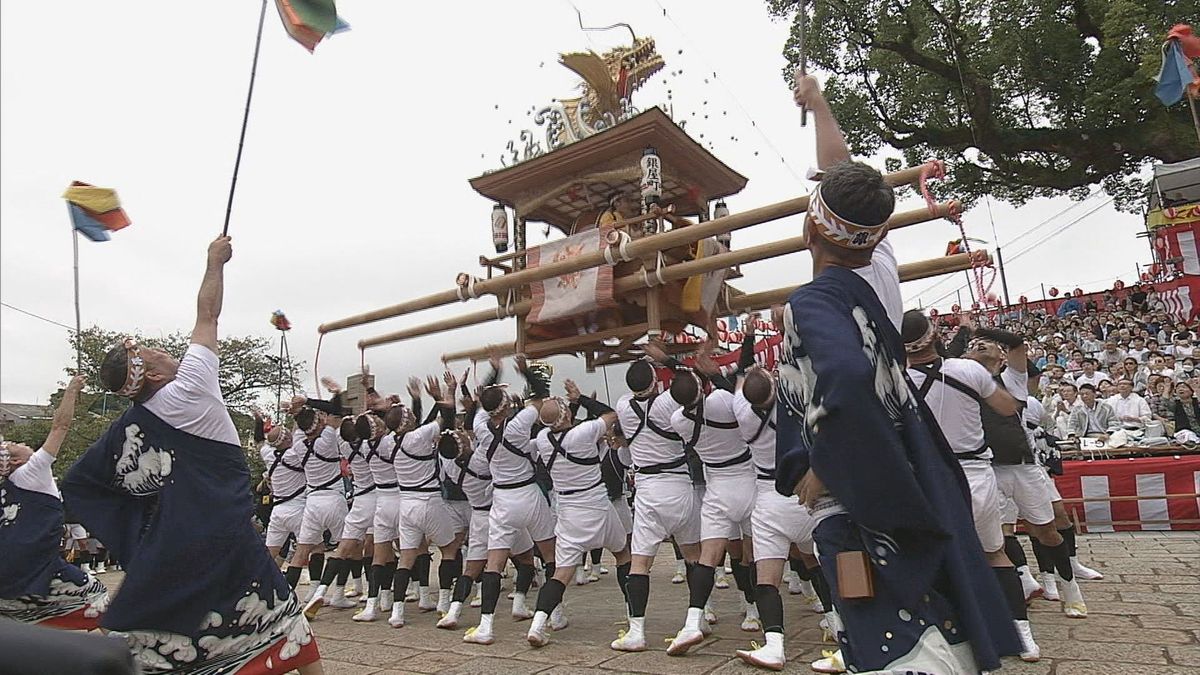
667, 608, 706, 656
298, 569, 311, 586
811, 649, 847, 673
740, 602, 761, 632
353, 598, 380, 622
80, 563, 92, 574
599, 564, 609, 575
417, 586, 437, 612
807, 592, 825, 614
94, 562, 106, 574
735, 631, 786, 671
574, 567, 590, 586
437, 601, 463, 629
704, 603, 718, 625
303, 585, 327, 620
1060, 578, 1088, 618
819, 611, 844, 643
436, 588, 452, 614
463, 615, 494, 644
1014, 619, 1040, 662
549, 604, 568, 631
671, 560, 686, 584
1039, 572, 1060, 601
388, 602, 405, 628
379, 589, 395, 612
1072, 557, 1104, 580
526, 611, 551, 647
610, 617, 647, 652
326, 586, 358, 609
345, 576, 363, 598
715, 571, 730, 589
588, 570, 601, 583
1017, 565, 1043, 602
405, 580, 418, 602
786, 574, 804, 595
511, 591, 534, 620
470, 583, 482, 608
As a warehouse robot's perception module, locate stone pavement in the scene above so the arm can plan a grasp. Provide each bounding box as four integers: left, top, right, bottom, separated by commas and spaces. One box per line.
302, 532, 1200, 675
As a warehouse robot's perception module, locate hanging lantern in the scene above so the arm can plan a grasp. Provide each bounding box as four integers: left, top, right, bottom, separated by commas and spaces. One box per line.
491, 203, 509, 254
640, 146, 663, 207
1073, 288, 1083, 297
1048, 287, 1060, 297
1018, 295, 1028, 304
713, 200, 731, 249
951, 303, 961, 313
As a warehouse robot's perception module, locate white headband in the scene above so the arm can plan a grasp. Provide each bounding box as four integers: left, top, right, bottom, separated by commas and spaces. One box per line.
809, 184, 888, 250
116, 338, 146, 398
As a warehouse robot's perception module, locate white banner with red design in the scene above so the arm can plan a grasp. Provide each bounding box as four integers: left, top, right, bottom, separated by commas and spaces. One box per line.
1053, 455, 1200, 532
653, 331, 783, 385
527, 228, 616, 324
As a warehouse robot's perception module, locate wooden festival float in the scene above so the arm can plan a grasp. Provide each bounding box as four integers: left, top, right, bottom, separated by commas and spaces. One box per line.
319, 35, 988, 369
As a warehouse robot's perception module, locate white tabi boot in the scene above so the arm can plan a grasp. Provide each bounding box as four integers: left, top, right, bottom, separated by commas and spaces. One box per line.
671, 560, 686, 584
549, 603, 568, 631
437, 588, 452, 615
666, 607, 707, 656
417, 585, 437, 612
327, 584, 358, 609
1038, 571, 1060, 601
811, 649, 847, 674
511, 591, 534, 620
388, 599, 405, 628
379, 589, 394, 613
740, 601, 761, 632
610, 616, 647, 652
526, 610, 552, 647
1017, 565, 1043, 602
1072, 557, 1104, 580
437, 601, 463, 629
1060, 577, 1088, 618
735, 631, 786, 671
1015, 619, 1041, 662
352, 597, 380, 622
463, 614, 495, 644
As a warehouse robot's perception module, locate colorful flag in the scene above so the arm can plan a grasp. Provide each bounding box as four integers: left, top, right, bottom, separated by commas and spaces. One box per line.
62, 181, 131, 242
274, 0, 349, 52
1155, 39, 1197, 106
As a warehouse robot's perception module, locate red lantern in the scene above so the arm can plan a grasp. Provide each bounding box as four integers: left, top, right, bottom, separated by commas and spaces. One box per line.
1048, 287, 1060, 297
929, 308, 939, 318
951, 303, 961, 313
1113, 280, 1125, 291
1019, 295, 1028, 304
1073, 288, 1083, 297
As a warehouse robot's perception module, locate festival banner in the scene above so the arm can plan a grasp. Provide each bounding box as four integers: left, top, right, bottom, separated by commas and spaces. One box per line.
274, 0, 349, 52
527, 228, 616, 324
1054, 455, 1200, 532
62, 181, 131, 242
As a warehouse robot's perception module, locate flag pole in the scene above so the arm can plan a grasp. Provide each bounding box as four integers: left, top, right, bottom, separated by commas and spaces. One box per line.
69, 206, 82, 372
1188, 94, 1200, 145
221, 0, 270, 236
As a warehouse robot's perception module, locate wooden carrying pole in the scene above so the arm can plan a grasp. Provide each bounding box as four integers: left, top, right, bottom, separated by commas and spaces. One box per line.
320, 163, 937, 334
440, 251, 984, 362
357, 201, 958, 349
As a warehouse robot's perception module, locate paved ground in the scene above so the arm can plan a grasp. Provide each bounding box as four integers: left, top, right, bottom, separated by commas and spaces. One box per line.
296, 532, 1200, 675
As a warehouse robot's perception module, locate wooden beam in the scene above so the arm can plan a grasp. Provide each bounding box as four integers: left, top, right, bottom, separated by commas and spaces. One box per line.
441, 323, 649, 363
321, 163, 941, 334
354, 201, 958, 350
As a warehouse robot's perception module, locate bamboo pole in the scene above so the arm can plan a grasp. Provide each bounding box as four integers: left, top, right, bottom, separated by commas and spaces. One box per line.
442, 323, 650, 363
321, 163, 938, 334
355, 201, 958, 349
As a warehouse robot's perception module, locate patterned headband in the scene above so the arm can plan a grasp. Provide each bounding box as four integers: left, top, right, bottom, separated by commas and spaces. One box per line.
543, 396, 572, 428
0, 443, 11, 478
298, 407, 323, 435
359, 412, 386, 440
482, 383, 511, 415
391, 403, 417, 433
904, 322, 938, 354
116, 338, 147, 398
440, 428, 472, 456
808, 184, 888, 250
266, 426, 289, 448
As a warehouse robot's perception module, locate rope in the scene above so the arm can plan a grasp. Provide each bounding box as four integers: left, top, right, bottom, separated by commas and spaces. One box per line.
641, 251, 667, 287
313, 332, 325, 395
0, 301, 75, 331
603, 231, 633, 264
456, 275, 480, 302
221, 0, 269, 236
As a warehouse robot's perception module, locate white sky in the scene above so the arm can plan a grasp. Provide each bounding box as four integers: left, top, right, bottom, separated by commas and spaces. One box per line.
0, 0, 1148, 405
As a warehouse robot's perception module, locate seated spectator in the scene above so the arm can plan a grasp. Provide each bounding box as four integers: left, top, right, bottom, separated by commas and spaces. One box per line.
1173, 382, 1200, 433
1147, 355, 1174, 381
1099, 340, 1126, 370
1116, 357, 1147, 392
1074, 357, 1105, 388
1127, 336, 1149, 363
1097, 378, 1115, 399
1146, 377, 1176, 432
1106, 378, 1151, 428
1179, 358, 1197, 383
1069, 384, 1117, 437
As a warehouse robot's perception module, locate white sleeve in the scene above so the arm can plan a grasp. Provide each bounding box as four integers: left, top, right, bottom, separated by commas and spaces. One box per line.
962, 360, 999, 398
534, 429, 552, 463
8, 449, 59, 498
505, 406, 538, 445
582, 419, 608, 445
1001, 368, 1028, 400
406, 421, 441, 452
669, 408, 687, 438
170, 344, 224, 404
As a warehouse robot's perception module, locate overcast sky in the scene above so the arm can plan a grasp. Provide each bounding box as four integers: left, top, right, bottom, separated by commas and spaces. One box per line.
0, 1, 1148, 405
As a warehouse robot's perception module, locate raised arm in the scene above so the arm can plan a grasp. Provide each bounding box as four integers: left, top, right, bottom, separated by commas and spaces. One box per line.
42, 376, 85, 458
192, 235, 232, 352
793, 74, 850, 169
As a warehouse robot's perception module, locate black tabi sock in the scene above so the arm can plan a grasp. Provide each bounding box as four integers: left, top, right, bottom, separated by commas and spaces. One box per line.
687, 563, 716, 609
810, 565, 832, 613
994, 567, 1028, 620
439, 556, 463, 590
392, 566, 412, 596
308, 553, 325, 582
515, 562, 535, 593
368, 564, 385, 598
1048, 539, 1074, 581
414, 553, 432, 587
376, 562, 397, 594
1059, 526, 1077, 557
320, 558, 342, 586
544, 562, 556, 581
730, 558, 755, 604
615, 562, 631, 604
590, 548, 603, 565
361, 556, 373, 577
755, 584, 785, 634
452, 574, 475, 603
335, 558, 353, 586
285, 566, 303, 589
789, 557, 808, 580
1004, 535, 1029, 568
626, 573, 650, 617
480, 570, 502, 615
1030, 536, 1055, 573
671, 539, 684, 561
578, 552, 588, 568
534, 579, 566, 614
348, 558, 364, 580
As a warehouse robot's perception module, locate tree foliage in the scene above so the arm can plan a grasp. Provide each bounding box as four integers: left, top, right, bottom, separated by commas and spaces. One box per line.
3, 326, 302, 478
767, 0, 1199, 210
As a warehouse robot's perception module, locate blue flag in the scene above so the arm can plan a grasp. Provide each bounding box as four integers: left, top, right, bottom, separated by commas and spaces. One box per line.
1156, 40, 1195, 106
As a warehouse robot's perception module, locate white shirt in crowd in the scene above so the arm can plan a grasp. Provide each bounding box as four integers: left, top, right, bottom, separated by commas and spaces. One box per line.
669, 389, 746, 476
534, 418, 608, 500
9, 448, 60, 499
144, 343, 239, 446
1073, 371, 1107, 389
731, 391, 776, 471
473, 406, 539, 487
259, 442, 306, 498
1105, 393, 1151, 424
851, 238, 902, 331
907, 358, 997, 460
395, 420, 442, 496
615, 392, 685, 471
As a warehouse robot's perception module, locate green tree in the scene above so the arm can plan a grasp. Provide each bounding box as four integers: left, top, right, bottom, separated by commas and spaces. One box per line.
767, 0, 1200, 210
3, 326, 303, 478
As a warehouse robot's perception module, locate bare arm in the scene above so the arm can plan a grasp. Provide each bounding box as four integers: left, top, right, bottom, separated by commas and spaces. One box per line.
192, 235, 232, 351
42, 376, 85, 458
793, 74, 850, 169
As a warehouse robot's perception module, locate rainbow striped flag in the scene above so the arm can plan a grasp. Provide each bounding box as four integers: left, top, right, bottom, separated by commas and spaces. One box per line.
62, 181, 131, 242
274, 0, 349, 52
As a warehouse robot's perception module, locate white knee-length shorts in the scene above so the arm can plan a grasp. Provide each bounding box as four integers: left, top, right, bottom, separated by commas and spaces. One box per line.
993, 464, 1056, 526
961, 460, 1004, 553
700, 469, 756, 542
444, 499, 471, 535
488, 484, 556, 550
467, 507, 533, 561
397, 494, 458, 550
630, 474, 700, 557
266, 497, 307, 548
750, 479, 816, 561
611, 496, 633, 536
298, 490, 348, 545
373, 490, 401, 542
553, 486, 629, 565
342, 490, 377, 541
